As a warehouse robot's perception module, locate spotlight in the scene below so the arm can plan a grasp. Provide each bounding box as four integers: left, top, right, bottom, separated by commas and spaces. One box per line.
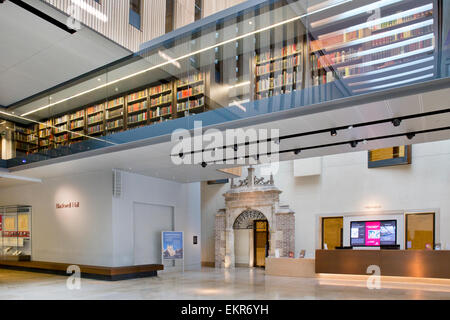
233, 144, 238, 152
253, 154, 260, 161
331, 129, 337, 137
179, 152, 184, 159
350, 141, 358, 148
201, 162, 207, 168
392, 118, 402, 127
406, 132, 416, 140
294, 149, 301, 155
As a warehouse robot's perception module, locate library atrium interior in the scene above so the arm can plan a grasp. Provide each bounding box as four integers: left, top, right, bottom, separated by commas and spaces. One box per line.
0, 0, 450, 300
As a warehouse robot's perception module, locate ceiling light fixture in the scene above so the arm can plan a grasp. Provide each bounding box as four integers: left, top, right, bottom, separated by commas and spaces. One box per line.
392, 119, 402, 127
331, 129, 337, 137
350, 141, 358, 148
406, 133, 416, 140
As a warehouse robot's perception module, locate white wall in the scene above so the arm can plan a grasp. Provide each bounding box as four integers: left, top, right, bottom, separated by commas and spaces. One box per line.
112, 171, 201, 270
0, 171, 113, 266
201, 140, 450, 262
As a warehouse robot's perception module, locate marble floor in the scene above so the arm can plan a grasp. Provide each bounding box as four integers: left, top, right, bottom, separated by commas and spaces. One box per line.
0, 267, 450, 300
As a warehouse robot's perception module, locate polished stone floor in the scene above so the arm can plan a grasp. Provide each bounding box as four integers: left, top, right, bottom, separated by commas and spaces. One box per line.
0, 267, 450, 300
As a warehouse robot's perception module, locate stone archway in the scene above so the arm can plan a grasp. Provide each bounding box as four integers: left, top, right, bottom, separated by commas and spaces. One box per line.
215, 167, 295, 268
233, 209, 268, 267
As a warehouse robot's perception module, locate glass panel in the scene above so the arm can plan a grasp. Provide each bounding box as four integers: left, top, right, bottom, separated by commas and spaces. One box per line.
0, 206, 32, 260
322, 217, 343, 249
406, 213, 434, 250
1, 0, 448, 167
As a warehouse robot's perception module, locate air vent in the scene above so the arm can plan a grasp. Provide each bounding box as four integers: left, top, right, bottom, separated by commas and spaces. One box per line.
113, 170, 122, 198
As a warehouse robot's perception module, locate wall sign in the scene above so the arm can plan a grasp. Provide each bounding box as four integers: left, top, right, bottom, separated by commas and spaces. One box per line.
56, 202, 80, 209
162, 231, 183, 260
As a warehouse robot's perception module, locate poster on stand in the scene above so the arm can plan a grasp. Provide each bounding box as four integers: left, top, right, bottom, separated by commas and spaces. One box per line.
162, 231, 183, 260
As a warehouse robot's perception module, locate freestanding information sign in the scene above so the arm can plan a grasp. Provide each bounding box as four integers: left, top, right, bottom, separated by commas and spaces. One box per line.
162, 231, 184, 272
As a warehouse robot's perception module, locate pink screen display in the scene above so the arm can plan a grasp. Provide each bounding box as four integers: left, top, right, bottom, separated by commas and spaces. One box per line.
365, 221, 381, 246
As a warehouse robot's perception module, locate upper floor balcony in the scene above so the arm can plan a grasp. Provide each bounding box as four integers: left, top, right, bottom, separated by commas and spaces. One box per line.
1, 0, 450, 169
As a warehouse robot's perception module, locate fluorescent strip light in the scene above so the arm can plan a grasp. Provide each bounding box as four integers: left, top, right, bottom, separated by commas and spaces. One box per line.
344, 57, 434, 79
311, 0, 403, 29
348, 66, 434, 86
318, 4, 433, 39
339, 44, 435, 71
0, 109, 116, 145
323, 19, 434, 52
352, 73, 434, 93
20, 1, 351, 117
70, 0, 108, 22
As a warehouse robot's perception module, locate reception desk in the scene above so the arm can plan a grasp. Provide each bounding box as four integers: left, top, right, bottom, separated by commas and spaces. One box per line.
266, 257, 316, 278
316, 250, 450, 279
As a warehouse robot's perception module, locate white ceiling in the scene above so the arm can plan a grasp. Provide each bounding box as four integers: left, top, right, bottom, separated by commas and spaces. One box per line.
0, 0, 130, 107
2, 86, 449, 187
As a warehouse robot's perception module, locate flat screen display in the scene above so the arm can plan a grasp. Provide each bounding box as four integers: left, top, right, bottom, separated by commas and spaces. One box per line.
350, 220, 397, 247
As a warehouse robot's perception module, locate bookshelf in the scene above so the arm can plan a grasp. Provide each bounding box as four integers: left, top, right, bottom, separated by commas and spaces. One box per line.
149, 83, 173, 123
38, 119, 53, 151
69, 109, 85, 141
53, 115, 69, 148
106, 97, 125, 133
176, 73, 206, 116
14, 125, 38, 155
86, 103, 105, 136
307, 0, 436, 95
127, 89, 148, 128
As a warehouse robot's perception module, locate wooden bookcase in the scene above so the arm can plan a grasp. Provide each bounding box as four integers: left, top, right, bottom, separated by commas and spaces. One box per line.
175, 73, 206, 117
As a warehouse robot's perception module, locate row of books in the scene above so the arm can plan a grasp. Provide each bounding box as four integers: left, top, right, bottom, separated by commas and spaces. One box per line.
54, 134, 69, 143
151, 93, 172, 106
177, 73, 204, 86
15, 132, 37, 143
88, 124, 104, 134
372, 10, 433, 32
177, 85, 204, 99
39, 120, 52, 130
107, 108, 123, 119
54, 115, 68, 125
256, 43, 300, 63
107, 97, 124, 109
86, 104, 104, 115
128, 112, 148, 124
256, 88, 296, 100
87, 113, 104, 125
312, 10, 433, 52
256, 56, 302, 75
128, 101, 148, 113
54, 124, 68, 134
71, 120, 84, 129
107, 119, 123, 130
177, 97, 205, 112
70, 110, 85, 120
256, 71, 303, 92
151, 105, 172, 118
128, 89, 147, 103
311, 70, 336, 87
371, 25, 433, 47
149, 83, 172, 95
39, 128, 52, 138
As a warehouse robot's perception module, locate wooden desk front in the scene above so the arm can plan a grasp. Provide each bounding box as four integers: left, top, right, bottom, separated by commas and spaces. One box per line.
315, 250, 450, 279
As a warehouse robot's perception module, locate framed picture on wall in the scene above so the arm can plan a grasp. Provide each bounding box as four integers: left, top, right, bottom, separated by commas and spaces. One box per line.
368, 145, 412, 168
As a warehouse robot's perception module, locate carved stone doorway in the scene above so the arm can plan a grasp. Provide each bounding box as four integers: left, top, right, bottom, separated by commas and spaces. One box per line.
233, 209, 268, 268
215, 167, 295, 268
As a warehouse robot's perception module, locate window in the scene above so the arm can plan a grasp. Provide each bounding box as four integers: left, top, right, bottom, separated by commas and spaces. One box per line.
165, 0, 175, 33
129, 0, 141, 30
322, 217, 343, 250
406, 213, 435, 250
194, 0, 202, 21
